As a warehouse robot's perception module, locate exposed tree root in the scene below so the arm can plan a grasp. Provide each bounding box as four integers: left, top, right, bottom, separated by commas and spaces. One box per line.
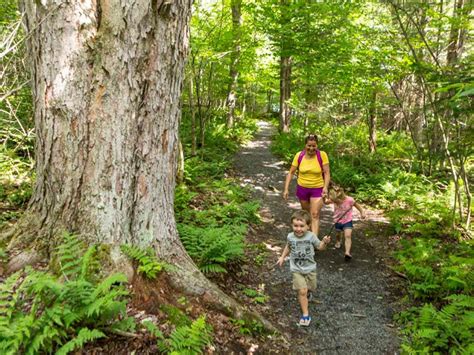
167, 259, 278, 334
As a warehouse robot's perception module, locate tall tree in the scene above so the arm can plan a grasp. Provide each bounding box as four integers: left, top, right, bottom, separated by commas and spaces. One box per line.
6, 0, 268, 322
225, 0, 242, 129
278, 0, 292, 133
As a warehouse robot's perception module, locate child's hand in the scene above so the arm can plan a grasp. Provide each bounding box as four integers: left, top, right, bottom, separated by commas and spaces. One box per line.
322, 235, 331, 244
277, 257, 285, 267
360, 212, 367, 220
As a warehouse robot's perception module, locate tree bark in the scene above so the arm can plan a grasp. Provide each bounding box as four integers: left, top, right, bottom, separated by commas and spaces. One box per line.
13, 0, 188, 251
279, 55, 292, 133
225, 0, 242, 129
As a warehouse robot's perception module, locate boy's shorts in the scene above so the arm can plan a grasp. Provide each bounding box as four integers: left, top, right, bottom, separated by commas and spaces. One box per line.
296, 185, 323, 201
335, 220, 353, 231
292, 271, 317, 290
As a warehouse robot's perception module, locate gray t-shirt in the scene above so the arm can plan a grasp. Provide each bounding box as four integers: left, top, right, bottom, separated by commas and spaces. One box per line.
287, 231, 321, 274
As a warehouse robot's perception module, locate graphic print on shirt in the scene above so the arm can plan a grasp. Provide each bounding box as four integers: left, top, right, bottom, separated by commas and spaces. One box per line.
290, 239, 314, 268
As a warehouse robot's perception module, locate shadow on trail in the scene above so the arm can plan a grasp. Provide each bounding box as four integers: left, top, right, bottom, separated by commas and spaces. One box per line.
233, 121, 400, 354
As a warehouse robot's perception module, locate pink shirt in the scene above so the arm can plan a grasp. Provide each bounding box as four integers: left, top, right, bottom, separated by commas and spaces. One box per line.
333, 196, 355, 224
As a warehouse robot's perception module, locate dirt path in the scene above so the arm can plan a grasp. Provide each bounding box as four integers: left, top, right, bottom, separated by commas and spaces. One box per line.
233, 121, 400, 354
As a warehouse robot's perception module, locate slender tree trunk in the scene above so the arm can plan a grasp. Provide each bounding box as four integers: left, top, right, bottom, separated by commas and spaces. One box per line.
225, 0, 242, 129
279, 55, 292, 133
368, 88, 377, 153
188, 73, 197, 157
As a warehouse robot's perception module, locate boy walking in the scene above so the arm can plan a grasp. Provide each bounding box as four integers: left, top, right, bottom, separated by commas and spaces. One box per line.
277, 210, 330, 326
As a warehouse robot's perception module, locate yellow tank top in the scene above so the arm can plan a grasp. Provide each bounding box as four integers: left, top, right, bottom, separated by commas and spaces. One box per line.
291, 151, 329, 188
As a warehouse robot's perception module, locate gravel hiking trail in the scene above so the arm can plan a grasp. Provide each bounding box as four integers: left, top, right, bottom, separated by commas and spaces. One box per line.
232, 121, 401, 354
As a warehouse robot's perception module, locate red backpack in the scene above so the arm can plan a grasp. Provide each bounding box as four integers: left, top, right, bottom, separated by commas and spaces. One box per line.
297, 150, 325, 179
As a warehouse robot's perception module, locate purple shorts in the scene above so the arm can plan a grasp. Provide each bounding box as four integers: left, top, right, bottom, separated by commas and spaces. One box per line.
296, 185, 323, 201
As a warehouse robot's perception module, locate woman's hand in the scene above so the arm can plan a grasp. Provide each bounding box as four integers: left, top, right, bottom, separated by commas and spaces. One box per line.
322, 187, 328, 198
283, 190, 289, 200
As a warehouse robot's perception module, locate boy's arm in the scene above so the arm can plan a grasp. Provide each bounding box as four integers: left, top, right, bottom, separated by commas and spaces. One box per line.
317, 236, 331, 250
277, 244, 290, 266
354, 201, 366, 219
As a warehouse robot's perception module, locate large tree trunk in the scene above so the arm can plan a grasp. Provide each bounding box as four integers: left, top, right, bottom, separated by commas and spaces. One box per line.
14, 0, 189, 254
8, 0, 273, 327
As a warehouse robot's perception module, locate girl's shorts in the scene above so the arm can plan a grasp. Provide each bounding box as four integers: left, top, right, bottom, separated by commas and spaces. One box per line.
296, 185, 323, 201
335, 220, 353, 231
292, 271, 317, 291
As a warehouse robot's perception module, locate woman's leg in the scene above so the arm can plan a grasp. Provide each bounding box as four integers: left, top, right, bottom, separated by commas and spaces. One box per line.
344, 228, 353, 256
299, 199, 310, 213
309, 197, 324, 236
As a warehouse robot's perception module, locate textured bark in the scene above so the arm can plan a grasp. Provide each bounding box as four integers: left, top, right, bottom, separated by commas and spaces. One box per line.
15, 0, 191, 254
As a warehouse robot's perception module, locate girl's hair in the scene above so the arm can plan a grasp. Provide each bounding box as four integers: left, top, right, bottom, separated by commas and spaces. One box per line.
328, 184, 346, 203
291, 210, 311, 226
305, 133, 318, 144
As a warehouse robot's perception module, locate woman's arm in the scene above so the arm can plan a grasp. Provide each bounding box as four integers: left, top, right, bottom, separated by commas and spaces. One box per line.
283, 165, 298, 200
322, 163, 330, 197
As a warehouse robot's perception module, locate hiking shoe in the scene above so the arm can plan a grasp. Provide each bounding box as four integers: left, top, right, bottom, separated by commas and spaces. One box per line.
344, 254, 352, 261
298, 315, 311, 327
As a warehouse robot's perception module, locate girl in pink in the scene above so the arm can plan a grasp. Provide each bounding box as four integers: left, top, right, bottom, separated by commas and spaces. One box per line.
326, 185, 366, 260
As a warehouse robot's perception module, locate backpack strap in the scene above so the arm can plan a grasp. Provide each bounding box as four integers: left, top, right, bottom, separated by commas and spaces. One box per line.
297, 150, 305, 167
316, 150, 325, 180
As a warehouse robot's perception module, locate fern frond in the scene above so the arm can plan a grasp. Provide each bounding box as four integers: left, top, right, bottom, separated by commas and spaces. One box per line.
55, 233, 85, 279
121, 244, 165, 279
163, 316, 213, 354
55, 328, 105, 355
142, 320, 164, 339
0, 271, 22, 320
79, 245, 98, 281
91, 273, 128, 298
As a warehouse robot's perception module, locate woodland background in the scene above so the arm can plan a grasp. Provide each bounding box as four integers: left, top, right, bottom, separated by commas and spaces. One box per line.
0, 0, 473, 353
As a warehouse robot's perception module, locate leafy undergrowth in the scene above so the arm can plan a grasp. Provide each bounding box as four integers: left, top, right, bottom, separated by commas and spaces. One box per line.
176, 118, 261, 275
0, 234, 271, 354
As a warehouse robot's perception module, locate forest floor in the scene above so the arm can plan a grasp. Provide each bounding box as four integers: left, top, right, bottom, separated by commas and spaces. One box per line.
225, 121, 403, 354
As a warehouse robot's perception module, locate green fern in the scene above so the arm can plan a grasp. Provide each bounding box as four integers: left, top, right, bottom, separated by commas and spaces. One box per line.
0, 234, 135, 354
158, 316, 213, 354
55, 328, 105, 355
399, 294, 474, 353
177, 224, 244, 274
55, 232, 86, 279
120, 244, 165, 279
